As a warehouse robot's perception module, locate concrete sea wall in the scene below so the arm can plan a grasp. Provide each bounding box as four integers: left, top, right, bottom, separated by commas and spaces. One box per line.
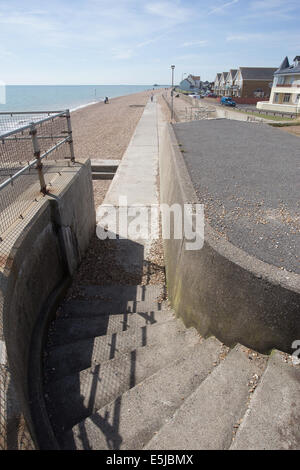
0, 159, 95, 449
159, 123, 300, 354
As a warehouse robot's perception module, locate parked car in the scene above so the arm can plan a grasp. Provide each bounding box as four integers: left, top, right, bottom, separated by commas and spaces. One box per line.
220, 96, 236, 107
189, 93, 200, 99
207, 93, 217, 98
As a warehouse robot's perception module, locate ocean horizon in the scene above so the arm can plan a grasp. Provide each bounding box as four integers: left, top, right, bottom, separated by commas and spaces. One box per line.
0, 84, 166, 113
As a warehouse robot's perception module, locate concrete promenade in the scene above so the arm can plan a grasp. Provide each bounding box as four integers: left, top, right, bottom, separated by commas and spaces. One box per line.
96, 97, 162, 274
100, 98, 159, 207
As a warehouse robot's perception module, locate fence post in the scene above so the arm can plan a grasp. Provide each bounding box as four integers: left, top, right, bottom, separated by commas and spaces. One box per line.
29, 123, 47, 194
66, 109, 75, 162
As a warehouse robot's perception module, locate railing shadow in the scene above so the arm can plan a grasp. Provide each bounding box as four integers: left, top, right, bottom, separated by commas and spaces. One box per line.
44, 232, 165, 450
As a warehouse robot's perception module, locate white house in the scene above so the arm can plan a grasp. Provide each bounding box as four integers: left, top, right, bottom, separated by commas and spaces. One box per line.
224, 69, 237, 96
218, 72, 228, 96
257, 56, 300, 114
179, 74, 201, 92
213, 73, 222, 95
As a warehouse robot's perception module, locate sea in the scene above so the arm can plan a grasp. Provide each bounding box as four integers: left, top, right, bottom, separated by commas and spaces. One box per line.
0, 84, 160, 113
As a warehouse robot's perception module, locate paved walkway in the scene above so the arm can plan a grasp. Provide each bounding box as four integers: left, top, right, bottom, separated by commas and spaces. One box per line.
101, 99, 159, 207
96, 97, 162, 275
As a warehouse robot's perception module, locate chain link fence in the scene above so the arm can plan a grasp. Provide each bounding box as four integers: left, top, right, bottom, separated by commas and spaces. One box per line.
0, 111, 74, 237
0, 110, 75, 449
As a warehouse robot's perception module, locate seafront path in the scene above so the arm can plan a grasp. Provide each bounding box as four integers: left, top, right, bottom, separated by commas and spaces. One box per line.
95, 95, 164, 276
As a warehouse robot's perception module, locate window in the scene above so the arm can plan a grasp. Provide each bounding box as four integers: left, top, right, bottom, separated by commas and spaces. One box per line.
254, 89, 264, 98
277, 76, 285, 85
295, 94, 300, 104
273, 93, 279, 103
283, 94, 291, 103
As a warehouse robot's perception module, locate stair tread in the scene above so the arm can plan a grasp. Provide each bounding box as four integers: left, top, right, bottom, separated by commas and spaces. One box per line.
45, 318, 181, 381
92, 172, 114, 180
144, 344, 267, 450
48, 309, 174, 347
91, 159, 120, 168
230, 350, 300, 450
73, 285, 164, 303
60, 337, 224, 450
60, 299, 169, 318
44, 326, 200, 435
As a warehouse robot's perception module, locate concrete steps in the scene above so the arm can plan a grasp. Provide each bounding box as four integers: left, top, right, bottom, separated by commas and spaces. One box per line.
43, 283, 300, 450
45, 318, 183, 381
230, 350, 300, 450
60, 337, 224, 450
75, 284, 164, 303
91, 159, 120, 180
60, 298, 168, 319
48, 309, 173, 347
45, 324, 200, 435
145, 344, 268, 450
92, 171, 114, 180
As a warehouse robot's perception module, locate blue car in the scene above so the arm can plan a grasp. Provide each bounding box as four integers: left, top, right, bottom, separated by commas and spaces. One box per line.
220, 96, 236, 107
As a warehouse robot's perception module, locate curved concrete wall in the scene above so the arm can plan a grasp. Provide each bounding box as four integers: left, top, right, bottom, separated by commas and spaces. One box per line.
160, 123, 300, 354
0, 159, 95, 448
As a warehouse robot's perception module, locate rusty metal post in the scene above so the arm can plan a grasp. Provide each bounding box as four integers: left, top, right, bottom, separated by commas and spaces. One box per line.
66, 109, 75, 162
29, 123, 47, 194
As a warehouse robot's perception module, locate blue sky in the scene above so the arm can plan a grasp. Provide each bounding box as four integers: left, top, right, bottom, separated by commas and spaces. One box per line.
1, 0, 299, 85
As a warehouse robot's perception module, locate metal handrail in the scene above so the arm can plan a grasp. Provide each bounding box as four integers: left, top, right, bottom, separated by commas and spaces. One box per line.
0, 109, 74, 196
0, 111, 67, 139
0, 137, 70, 193
0, 110, 64, 115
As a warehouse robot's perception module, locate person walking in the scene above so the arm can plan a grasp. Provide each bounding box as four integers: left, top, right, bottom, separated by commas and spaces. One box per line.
150, 93, 154, 102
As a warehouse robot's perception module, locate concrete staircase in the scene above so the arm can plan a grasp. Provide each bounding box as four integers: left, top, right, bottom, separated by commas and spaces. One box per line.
91, 159, 120, 180
43, 284, 300, 450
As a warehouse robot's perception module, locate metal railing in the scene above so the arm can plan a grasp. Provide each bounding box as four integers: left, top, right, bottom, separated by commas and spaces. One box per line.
0, 110, 75, 237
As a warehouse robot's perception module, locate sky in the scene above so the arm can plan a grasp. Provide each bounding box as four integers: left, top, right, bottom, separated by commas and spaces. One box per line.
0, 0, 299, 85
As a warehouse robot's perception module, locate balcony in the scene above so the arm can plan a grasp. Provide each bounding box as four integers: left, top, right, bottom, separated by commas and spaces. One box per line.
275, 83, 300, 88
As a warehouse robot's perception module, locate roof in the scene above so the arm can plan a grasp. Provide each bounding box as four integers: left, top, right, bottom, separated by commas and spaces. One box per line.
190, 75, 200, 80
220, 72, 228, 81
240, 67, 277, 80
275, 55, 300, 75
228, 69, 238, 80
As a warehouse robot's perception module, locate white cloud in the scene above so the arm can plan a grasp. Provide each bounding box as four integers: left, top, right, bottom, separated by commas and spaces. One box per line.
182, 40, 208, 47
145, 1, 191, 22
246, 0, 298, 19
226, 33, 265, 41
208, 0, 239, 15
0, 11, 54, 30
111, 48, 134, 60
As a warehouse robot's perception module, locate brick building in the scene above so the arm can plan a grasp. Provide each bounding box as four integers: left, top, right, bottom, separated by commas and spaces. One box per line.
214, 67, 277, 103
231, 67, 276, 102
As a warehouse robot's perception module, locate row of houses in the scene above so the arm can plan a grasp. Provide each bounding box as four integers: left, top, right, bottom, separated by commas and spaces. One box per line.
214, 67, 276, 103
257, 55, 300, 114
